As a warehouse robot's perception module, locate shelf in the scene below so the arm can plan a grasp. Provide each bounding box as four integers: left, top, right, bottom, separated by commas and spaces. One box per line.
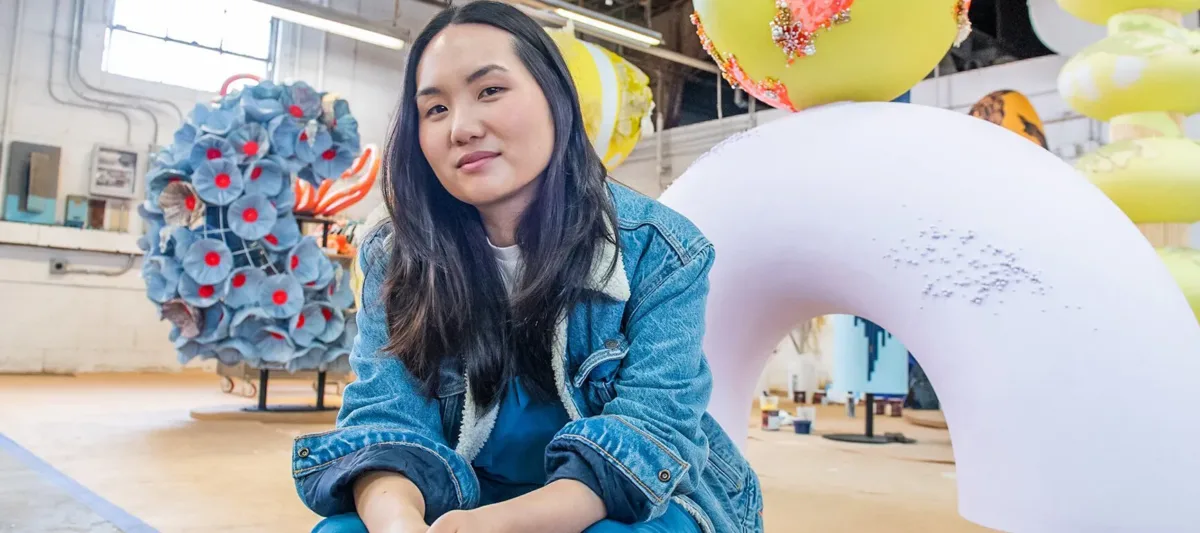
0, 220, 143, 255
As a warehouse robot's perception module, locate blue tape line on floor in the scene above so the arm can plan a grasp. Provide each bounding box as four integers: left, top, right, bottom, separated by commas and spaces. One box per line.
0, 433, 159, 533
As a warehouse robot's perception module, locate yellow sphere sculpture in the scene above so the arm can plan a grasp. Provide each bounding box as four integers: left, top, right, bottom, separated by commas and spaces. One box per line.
967, 89, 1050, 149
545, 28, 654, 169
690, 0, 972, 111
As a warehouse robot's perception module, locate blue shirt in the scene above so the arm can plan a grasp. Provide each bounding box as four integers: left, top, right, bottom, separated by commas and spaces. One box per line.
472, 377, 572, 505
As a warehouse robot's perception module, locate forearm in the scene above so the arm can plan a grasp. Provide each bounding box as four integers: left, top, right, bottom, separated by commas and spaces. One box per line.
489, 479, 606, 533
353, 471, 428, 532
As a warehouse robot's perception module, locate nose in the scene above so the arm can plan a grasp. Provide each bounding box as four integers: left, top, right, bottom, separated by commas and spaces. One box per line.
450, 107, 485, 146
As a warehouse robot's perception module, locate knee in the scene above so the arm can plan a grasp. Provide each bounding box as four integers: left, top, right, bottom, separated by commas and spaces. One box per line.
584, 519, 629, 533
311, 513, 369, 533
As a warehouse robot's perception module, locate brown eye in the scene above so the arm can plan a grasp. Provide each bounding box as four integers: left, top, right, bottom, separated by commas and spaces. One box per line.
479, 87, 505, 98
425, 104, 447, 117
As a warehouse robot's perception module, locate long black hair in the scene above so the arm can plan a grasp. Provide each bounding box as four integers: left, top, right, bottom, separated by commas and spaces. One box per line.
379, 1, 616, 408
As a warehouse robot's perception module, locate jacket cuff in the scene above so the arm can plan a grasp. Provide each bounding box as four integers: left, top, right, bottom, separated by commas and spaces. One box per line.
545, 416, 691, 523
292, 427, 478, 522
544, 449, 604, 498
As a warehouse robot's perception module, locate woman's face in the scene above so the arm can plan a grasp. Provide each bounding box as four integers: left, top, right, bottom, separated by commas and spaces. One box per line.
415, 23, 555, 212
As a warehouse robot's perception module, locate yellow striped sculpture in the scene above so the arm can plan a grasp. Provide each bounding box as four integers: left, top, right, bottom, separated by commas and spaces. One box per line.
545, 28, 654, 170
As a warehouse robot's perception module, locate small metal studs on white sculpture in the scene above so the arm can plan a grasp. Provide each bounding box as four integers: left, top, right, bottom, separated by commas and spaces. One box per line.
882, 223, 1050, 308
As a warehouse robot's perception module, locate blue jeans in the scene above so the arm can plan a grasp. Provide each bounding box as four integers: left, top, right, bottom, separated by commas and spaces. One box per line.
313, 502, 697, 533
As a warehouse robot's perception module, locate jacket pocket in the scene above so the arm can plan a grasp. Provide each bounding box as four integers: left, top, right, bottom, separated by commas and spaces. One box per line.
438, 393, 464, 449
700, 416, 763, 532
436, 363, 465, 449
572, 334, 629, 405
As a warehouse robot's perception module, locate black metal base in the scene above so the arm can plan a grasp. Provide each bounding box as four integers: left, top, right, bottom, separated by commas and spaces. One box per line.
822, 433, 894, 445
240, 404, 339, 413
254, 367, 330, 411
821, 393, 918, 445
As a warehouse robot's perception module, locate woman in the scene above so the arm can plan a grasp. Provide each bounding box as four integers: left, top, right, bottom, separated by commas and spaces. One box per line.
292, 2, 763, 532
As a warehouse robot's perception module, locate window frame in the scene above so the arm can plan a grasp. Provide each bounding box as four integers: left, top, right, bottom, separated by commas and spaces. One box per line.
101, 0, 280, 92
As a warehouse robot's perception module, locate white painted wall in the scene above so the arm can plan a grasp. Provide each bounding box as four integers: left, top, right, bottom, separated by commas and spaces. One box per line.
0, 0, 438, 373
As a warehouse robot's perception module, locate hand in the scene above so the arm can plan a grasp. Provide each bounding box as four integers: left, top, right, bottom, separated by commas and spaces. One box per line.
426, 509, 506, 533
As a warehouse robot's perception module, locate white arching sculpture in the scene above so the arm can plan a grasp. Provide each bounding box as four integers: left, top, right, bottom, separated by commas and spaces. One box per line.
658, 102, 1200, 533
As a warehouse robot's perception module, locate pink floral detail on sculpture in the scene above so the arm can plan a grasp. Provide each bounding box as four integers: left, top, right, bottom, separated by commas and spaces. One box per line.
771, 0, 854, 63
691, 11, 798, 112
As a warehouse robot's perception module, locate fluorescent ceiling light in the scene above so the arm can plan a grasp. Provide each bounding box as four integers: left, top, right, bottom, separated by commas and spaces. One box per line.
512, 2, 718, 74
244, 0, 407, 50
536, 0, 662, 46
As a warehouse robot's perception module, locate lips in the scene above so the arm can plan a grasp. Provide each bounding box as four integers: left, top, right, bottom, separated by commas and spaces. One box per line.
456, 151, 499, 169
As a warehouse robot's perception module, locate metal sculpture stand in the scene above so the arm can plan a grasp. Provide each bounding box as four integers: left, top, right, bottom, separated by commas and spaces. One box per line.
822, 394, 916, 445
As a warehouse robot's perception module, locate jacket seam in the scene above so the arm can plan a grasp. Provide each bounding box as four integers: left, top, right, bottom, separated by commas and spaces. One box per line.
740, 471, 762, 531
615, 219, 689, 265
625, 243, 714, 327
554, 433, 667, 505
612, 416, 689, 471
672, 494, 716, 533
573, 348, 628, 388
707, 453, 743, 491
292, 441, 466, 508
295, 422, 423, 441
296, 427, 342, 440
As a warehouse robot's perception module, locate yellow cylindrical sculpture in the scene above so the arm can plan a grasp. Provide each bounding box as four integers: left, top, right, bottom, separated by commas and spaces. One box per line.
967, 90, 1050, 149
1158, 248, 1200, 322
690, 0, 972, 111
1057, 0, 1200, 321
1075, 138, 1200, 223
1058, 14, 1200, 121
1056, 0, 1200, 25
545, 28, 654, 170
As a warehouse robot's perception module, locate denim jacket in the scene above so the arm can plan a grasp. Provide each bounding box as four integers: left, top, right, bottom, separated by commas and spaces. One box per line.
291, 181, 764, 532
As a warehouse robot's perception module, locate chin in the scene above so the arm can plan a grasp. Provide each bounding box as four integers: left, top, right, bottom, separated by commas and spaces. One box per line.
449, 173, 522, 207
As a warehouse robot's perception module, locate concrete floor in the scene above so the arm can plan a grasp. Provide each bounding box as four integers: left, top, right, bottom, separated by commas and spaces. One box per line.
0, 373, 991, 533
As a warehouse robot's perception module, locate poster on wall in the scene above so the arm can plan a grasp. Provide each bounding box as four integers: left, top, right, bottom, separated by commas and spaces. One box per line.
829, 314, 910, 397
88, 144, 141, 199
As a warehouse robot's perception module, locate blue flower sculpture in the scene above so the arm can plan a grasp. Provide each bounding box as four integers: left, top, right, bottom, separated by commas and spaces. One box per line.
139, 80, 357, 373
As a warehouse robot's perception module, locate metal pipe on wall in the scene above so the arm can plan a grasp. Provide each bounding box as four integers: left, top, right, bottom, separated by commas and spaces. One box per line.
316, 0, 330, 89
715, 72, 722, 120
47, 0, 134, 146
0, 0, 27, 212
747, 93, 756, 127
67, 0, 160, 149
292, 18, 302, 81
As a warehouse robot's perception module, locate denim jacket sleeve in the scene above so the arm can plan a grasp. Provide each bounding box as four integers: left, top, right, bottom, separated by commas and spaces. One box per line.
291, 228, 478, 522
545, 241, 715, 523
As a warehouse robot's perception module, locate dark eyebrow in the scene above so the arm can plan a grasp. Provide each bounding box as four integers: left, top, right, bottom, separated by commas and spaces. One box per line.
415, 64, 508, 99
415, 86, 442, 99
466, 64, 507, 84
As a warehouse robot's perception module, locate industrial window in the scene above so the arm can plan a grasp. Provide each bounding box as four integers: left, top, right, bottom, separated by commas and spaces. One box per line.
102, 0, 276, 93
